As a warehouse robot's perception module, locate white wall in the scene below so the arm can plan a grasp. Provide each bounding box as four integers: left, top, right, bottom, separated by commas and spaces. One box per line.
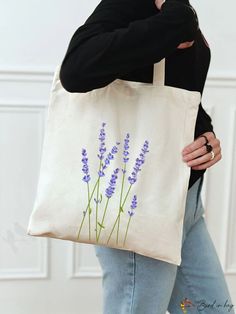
0, 1, 235, 313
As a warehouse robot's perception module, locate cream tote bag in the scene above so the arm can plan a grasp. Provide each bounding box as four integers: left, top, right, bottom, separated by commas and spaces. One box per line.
27, 58, 201, 266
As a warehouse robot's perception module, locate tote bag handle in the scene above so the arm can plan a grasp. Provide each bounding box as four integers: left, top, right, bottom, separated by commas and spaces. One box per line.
153, 58, 165, 86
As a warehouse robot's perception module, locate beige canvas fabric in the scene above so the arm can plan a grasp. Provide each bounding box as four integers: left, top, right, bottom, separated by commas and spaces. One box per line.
27, 59, 200, 266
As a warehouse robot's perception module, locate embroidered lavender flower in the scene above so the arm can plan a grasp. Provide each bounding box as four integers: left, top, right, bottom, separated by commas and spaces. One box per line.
81, 148, 91, 183
123, 133, 130, 165
98, 143, 120, 177
97, 122, 106, 161
78, 121, 151, 246
128, 195, 137, 217
122, 195, 138, 246
128, 140, 149, 185
97, 167, 120, 241
105, 168, 119, 198
107, 140, 150, 245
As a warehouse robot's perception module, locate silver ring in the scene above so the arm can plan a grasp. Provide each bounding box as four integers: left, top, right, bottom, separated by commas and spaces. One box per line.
210, 151, 215, 160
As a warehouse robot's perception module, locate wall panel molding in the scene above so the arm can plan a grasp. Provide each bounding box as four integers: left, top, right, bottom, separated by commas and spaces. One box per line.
0, 104, 49, 280
69, 243, 102, 279
0, 67, 54, 83
0, 67, 236, 86
0, 239, 49, 280
0, 101, 48, 108
206, 75, 236, 88
201, 105, 215, 217
224, 109, 236, 275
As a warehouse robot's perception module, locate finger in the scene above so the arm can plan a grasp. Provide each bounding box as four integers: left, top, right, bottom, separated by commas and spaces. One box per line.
182, 137, 220, 162
179, 41, 194, 47
186, 146, 221, 167
177, 41, 194, 49
182, 132, 215, 156
191, 152, 222, 170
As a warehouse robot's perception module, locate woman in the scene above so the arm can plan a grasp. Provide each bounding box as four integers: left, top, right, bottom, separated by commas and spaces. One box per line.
59, 0, 234, 313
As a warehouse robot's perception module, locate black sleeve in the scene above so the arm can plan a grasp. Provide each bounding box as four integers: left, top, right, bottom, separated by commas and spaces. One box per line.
59, 0, 199, 92
195, 103, 215, 138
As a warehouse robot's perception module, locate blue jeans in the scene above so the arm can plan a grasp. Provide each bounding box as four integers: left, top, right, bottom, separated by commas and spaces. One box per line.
94, 176, 234, 314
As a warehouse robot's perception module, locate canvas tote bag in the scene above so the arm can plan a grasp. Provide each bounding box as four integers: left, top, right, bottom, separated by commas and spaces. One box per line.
27, 58, 201, 266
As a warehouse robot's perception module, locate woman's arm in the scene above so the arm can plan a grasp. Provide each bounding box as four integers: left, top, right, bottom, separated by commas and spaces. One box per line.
59, 0, 199, 92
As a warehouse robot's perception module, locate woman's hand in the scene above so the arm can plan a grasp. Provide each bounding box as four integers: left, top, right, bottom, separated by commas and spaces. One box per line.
155, 0, 166, 10
177, 41, 194, 49
182, 132, 222, 170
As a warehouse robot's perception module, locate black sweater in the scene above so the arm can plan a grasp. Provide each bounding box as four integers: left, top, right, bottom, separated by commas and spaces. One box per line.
59, 0, 215, 190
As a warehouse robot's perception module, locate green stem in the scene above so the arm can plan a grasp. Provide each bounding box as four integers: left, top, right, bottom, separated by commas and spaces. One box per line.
77, 179, 99, 240
95, 160, 102, 241
87, 183, 91, 241
121, 184, 132, 209
106, 213, 120, 245
123, 216, 132, 246
106, 184, 132, 244
116, 163, 126, 245
97, 197, 110, 242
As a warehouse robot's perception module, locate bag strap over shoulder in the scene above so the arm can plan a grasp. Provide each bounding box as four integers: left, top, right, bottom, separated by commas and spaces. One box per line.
153, 58, 165, 86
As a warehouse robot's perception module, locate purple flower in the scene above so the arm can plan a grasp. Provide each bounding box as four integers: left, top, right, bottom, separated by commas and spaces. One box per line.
100, 142, 120, 176
105, 168, 119, 198
97, 122, 106, 161
131, 195, 137, 209
128, 195, 137, 216
81, 148, 91, 183
123, 133, 130, 163
98, 170, 105, 177
128, 140, 149, 185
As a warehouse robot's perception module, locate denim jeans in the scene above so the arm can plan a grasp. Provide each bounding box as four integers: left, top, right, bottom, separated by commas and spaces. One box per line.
94, 176, 234, 314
